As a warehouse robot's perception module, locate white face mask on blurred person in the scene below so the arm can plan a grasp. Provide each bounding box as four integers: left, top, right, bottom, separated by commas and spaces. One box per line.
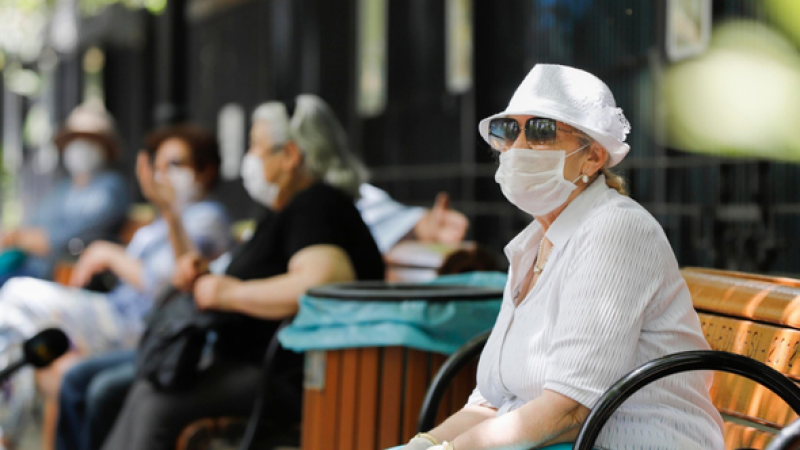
63, 139, 105, 177
495, 146, 587, 216
166, 167, 202, 209
240, 153, 279, 208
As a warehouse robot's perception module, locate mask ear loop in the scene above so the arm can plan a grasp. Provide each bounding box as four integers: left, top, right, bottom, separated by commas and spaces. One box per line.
567, 143, 592, 184
565, 142, 591, 158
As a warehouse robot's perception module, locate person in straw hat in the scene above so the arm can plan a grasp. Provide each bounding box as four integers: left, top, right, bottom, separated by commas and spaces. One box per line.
395, 64, 725, 450
0, 102, 129, 284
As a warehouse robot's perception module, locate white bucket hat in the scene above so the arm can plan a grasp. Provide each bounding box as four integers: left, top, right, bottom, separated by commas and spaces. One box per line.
478, 64, 631, 167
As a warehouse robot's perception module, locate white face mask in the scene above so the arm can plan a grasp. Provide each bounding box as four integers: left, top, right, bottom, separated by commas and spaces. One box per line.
494, 145, 587, 216
166, 167, 202, 209
240, 153, 279, 208
63, 139, 105, 176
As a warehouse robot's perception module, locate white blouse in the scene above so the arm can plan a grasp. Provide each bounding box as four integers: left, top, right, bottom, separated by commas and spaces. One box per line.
468, 176, 724, 450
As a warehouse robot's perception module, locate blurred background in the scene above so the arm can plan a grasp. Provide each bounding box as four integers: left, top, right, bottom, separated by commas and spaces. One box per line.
3, 0, 800, 275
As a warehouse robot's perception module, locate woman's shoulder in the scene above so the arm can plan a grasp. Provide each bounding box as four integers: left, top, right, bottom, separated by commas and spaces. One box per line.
580, 192, 667, 244
92, 170, 127, 189
290, 182, 356, 211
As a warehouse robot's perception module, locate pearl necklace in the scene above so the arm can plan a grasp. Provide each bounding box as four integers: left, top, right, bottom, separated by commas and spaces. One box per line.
533, 239, 547, 274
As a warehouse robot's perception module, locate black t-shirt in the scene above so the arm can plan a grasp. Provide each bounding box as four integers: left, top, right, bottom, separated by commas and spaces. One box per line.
216, 182, 385, 362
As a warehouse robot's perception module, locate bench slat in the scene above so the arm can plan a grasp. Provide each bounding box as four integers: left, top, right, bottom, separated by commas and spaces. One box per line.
723, 420, 777, 450
684, 268, 800, 328
699, 313, 800, 428
698, 314, 800, 379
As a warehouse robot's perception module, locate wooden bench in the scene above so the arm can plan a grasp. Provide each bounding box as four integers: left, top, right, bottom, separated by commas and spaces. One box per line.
417, 267, 800, 450
682, 267, 800, 449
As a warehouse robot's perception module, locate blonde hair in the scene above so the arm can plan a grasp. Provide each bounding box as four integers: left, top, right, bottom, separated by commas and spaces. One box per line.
576, 132, 628, 196
601, 167, 627, 195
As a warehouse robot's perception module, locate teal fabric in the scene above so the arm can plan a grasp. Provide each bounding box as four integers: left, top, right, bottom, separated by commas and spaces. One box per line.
0, 249, 27, 275
278, 271, 508, 355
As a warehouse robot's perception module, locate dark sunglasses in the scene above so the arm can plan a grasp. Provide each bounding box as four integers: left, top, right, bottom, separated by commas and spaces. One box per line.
488, 117, 581, 150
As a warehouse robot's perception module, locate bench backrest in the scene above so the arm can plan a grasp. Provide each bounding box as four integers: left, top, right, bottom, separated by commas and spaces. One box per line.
683, 267, 800, 449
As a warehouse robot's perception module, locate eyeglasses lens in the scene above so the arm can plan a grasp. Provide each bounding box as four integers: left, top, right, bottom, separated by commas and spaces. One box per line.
488, 118, 559, 150
488, 119, 520, 151
525, 118, 557, 145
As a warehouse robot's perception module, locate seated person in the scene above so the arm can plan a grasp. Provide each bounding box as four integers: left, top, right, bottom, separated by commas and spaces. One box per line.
55, 98, 464, 450
397, 65, 724, 450
61, 95, 383, 450
0, 102, 129, 285
357, 185, 468, 253
0, 124, 231, 449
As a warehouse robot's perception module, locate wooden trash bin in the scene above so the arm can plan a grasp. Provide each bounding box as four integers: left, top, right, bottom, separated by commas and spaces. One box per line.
302, 347, 477, 450
296, 282, 503, 450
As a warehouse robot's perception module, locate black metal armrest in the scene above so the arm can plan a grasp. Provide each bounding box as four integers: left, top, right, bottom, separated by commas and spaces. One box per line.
766, 417, 800, 450
238, 317, 295, 450
416, 330, 491, 432
573, 350, 800, 450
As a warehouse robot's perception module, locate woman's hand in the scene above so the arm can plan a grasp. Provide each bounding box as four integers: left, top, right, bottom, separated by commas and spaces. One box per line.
403, 436, 439, 450
69, 241, 119, 287
0, 229, 20, 248
136, 151, 176, 212
0, 229, 50, 255
193, 274, 241, 310
414, 192, 469, 245
172, 251, 209, 292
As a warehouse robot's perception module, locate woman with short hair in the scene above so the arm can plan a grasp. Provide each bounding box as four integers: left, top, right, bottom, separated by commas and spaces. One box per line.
0, 123, 231, 449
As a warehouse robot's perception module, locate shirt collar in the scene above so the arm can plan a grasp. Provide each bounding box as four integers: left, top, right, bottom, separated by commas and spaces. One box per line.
504, 174, 611, 264
545, 173, 610, 250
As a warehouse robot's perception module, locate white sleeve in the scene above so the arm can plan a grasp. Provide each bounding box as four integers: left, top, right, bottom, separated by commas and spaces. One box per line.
356, 183, 425, 253
465, 386, 494, 409
543, 207, 671, 408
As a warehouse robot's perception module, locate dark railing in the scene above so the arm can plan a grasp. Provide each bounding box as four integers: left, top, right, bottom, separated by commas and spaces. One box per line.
765, 418, 800, 450
416, 331, 491, 432
238, 318, 297, 450
574, 351, 800, 450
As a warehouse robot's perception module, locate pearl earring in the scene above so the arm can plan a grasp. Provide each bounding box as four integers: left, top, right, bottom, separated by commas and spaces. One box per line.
581, 173, 589, 183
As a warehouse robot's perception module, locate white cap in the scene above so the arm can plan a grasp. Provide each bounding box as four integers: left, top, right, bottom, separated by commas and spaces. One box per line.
478, 64, 631, 167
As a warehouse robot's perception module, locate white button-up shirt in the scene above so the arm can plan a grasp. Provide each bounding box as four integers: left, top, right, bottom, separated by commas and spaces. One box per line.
468, 176, 724, 450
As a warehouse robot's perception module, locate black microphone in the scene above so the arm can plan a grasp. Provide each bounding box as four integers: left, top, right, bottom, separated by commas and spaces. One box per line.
0, 328, 70, 384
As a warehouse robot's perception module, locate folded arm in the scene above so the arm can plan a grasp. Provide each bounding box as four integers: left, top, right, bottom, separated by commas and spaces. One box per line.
1, 229, 50, 256
69, 241, 143, 289
445, 390, 589, 450
193, 244, 356, 319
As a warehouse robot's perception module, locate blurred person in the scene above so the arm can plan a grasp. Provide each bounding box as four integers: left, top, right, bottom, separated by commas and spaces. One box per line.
0, 124, 231, 450
357, 185, 469, 253
0, 102, 129, 285
395, 65, 724, 450
55, 96, 465, 450
72, 95, 384, 450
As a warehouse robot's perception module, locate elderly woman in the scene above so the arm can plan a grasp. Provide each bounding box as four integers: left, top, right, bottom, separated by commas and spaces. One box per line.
0, 124, 231, 449
97, 95, 384, 450
401, 65, 725, 450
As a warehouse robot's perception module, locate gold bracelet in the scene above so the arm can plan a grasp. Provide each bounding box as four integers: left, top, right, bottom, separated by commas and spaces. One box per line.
413, 432, 439, 446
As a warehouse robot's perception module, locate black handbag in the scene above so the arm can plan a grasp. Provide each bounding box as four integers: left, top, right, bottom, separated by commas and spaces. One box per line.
135, 288, 217, 391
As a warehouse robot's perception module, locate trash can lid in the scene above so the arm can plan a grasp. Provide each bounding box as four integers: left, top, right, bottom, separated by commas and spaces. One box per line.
306, 281, 504, 302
